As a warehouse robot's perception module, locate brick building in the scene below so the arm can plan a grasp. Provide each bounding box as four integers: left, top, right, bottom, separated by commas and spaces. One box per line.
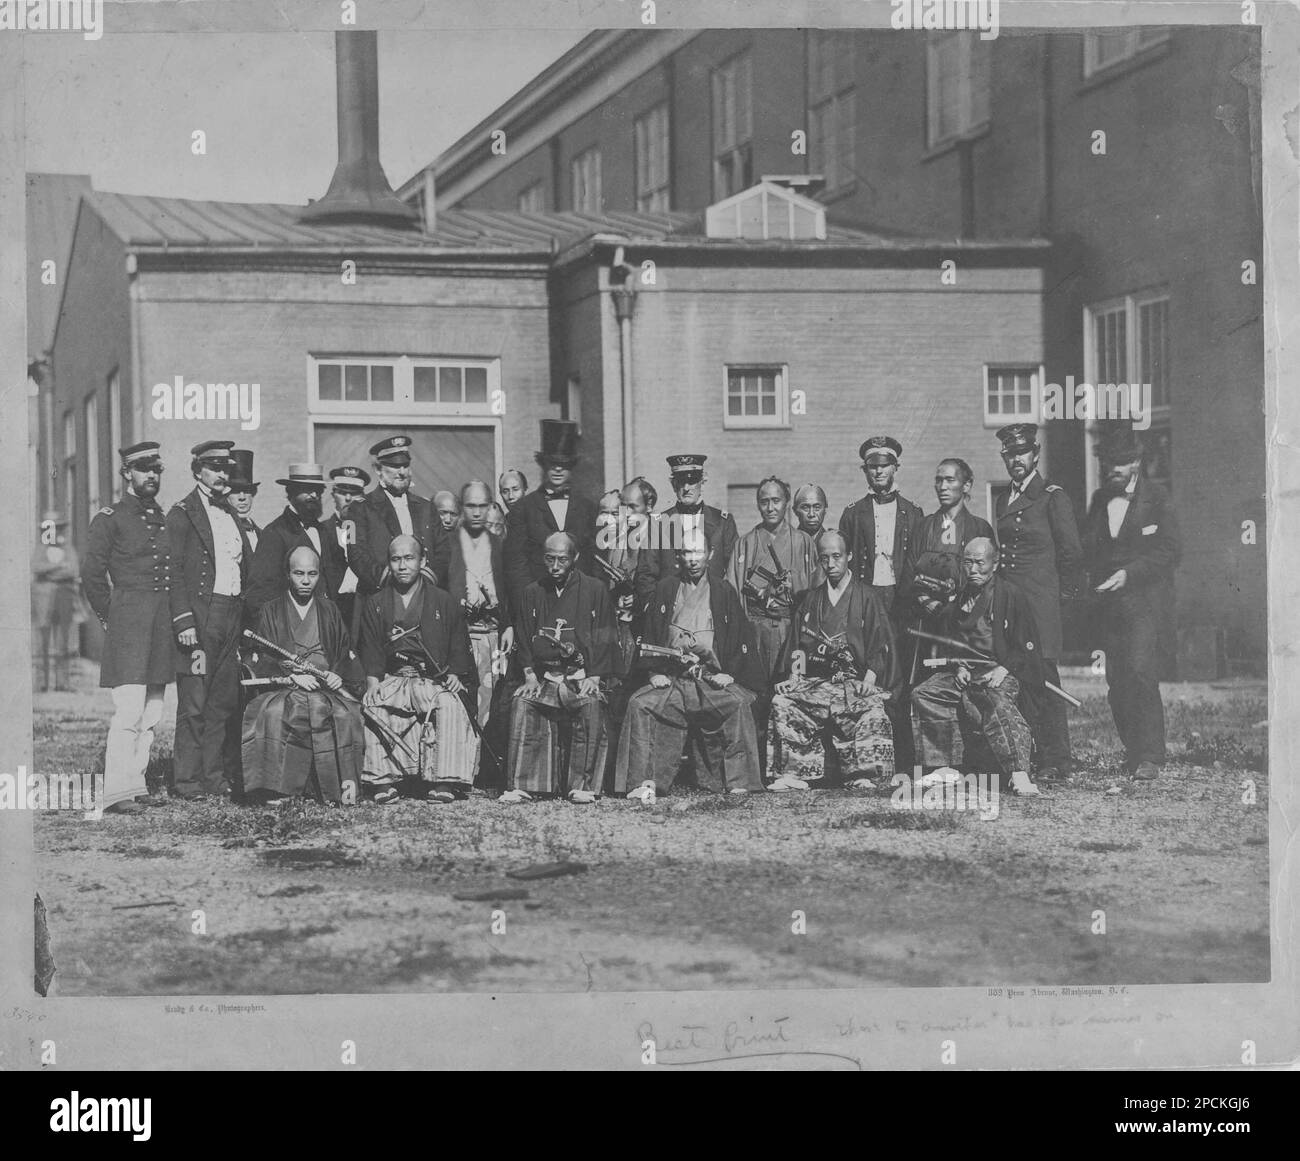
400, 27, 1265, 669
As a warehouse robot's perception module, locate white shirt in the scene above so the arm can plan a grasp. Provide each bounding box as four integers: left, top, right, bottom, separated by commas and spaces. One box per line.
871, 498, 897, 586
335, 522, 358, 594
1107, 475, 1138, 538
826, 572, 853, 607
303, 522, 321, 557
388, 490, 413, 536
547, 496, 570, 530
199, 486, 243, 596
460, 527, 497, 606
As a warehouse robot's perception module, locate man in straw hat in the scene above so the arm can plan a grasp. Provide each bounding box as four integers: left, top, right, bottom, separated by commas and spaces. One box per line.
245, 463, 341, 622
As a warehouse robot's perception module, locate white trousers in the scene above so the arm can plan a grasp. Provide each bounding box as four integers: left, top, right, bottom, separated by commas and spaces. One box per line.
104, 684, 165, 807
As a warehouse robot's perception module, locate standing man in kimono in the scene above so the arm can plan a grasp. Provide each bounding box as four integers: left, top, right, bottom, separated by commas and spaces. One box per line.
167, 440, 251, 802
767, 531, 897, 791
617, 536, 764, 801
83, 442, 174, 814
358, 534, 478, 804
792, 484, 829, 541
447, 479, 513, 787
241, 546, 366, 805
993, 423, 1084, 784
501, 532, 616, 804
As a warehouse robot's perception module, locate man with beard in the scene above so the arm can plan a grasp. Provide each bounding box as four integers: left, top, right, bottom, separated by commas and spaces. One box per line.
447, 479, 513, 785
617, 536, 764, 800
83, 442, 174, 814
993, 422, 1084, 784
504, 420, 597, 608
766, 531, 897, 792
1084, 429, 1181, 781
909, 538, 1042, 798
792, 484, 829, 541
349, 435, 450, 598
167, 440, 252, 801
358, 535, 478, 804
322, 465, 369, 631
633, 453, 738, 609
501, 532, 616, 804
225, 450, 260, 554
498, 469, 528, 513
434, 490, 461, 532
244, 464, 340, 622
839, 435, 923, 771
241, 546, 366, 805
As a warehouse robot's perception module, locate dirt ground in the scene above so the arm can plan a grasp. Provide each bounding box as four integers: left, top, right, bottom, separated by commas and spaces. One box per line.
31, 668, 1269, 994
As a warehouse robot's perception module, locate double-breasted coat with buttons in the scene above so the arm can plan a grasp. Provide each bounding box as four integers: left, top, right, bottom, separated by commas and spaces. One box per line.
83, 491, 176, 687
837, 492, 924, 591
993, 474, 1084, 660
165, 487, 252, 671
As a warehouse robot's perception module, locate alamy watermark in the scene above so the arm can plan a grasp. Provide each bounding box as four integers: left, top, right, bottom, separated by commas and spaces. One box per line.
0, 764, 102, 818
0, 0, 103, 41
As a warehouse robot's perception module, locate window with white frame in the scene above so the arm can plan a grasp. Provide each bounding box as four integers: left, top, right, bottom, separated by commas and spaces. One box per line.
724, 365, 788, 429
62, 408, 76, 520
712, 52, 753, 201
1083, 28, 1171, 78
809, 31, 857, 193
107, 370, 122, 500
927, 32, 991, 149
571, 148, 603, 215
517, 181, 545, 213
983, 366, 1041, 426
84, 394, 99, 512
1085, 291, 1172, 488
310, 357, 498, 414
634, 103, 671, 212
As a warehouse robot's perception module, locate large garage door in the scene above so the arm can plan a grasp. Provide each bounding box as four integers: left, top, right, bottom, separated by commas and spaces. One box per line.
313, 424, 498, 501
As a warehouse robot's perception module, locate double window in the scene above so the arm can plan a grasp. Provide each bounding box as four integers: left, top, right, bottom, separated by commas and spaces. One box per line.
635, 103, 671, 212
927, 32, 991, 148
808, 32, 857, 193
311, 357, 498, 415
571, 148, 603, 215
723, 364, 789, 429
983, 366, 1042, 426
712, 52, 753, 200
1083, 28, 1171, 79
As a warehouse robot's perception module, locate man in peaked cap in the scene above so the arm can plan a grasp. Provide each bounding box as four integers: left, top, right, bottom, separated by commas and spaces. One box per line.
632, 453, 739, 610
348, 434, 451, 605
323, 465, 370, 630
839, 435, 924, 770
83, 442, 174, 813
166, 439, 253, 801
503, 419, 598, 608
224, 449, 260, 554
994, 422, 1084, 783
245, 464, 345, 624
1083, 428, 1181, 781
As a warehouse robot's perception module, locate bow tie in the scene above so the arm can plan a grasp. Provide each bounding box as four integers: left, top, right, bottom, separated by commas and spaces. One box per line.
544, 488, 570, 500
870, 492, 898, 504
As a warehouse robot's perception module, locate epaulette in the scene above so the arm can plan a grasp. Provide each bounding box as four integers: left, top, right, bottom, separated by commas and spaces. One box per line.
1045, 484, 1062, 493
721, 510, 729, 520
97, 506, 114, 516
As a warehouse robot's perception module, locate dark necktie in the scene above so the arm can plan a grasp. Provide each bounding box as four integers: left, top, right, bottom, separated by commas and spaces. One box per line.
870, 493, 897, 504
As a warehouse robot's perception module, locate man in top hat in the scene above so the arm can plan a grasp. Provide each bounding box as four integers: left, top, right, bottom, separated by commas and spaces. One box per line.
225, 450, 261, 554
503, 419, 598, 609
632, 453, 739, 610
348, 434, 451, 601
792, 484, 829, 541
32, 508, 85, 693
993, 422, 1084, 783
83, 442, 174, 813
167, 439, 253, 801
245, 464, 343, 623
322, 465, 370, 631
839, 435, 924, 770
1083, 429, 1181, 780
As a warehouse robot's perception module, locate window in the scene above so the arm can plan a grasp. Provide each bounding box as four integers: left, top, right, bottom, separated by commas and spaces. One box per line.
517, 182, 545, 213
712, 52, 753, 200
310, 356, 498, 415
62, 408, 75, 519
927, 33, 991, 148
571, 148, 602, 215
634, 103, 671, 212
107, 370, 122, 500
1083, 28, 1171, 78
1085, 292, 1172, 490
808, 32, 856, 192
983, 366, 1042, 426
84, 394, 100, 512
724, 365, 789, 429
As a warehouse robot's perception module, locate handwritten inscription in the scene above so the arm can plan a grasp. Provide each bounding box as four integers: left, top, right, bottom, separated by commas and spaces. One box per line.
637, 1016, 791, 1056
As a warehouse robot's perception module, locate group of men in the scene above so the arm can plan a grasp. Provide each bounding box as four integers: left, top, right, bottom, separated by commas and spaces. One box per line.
82, 413, 1179, 814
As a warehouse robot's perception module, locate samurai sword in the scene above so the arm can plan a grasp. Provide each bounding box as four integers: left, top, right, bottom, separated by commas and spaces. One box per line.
905, 627, 1082, 708
242, 628, 358, 701
397, 622, 499, 767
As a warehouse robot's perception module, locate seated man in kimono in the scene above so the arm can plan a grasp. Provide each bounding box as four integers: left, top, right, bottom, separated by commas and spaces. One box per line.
767, 531, 897, 792
616, 534, 765, 801
241, 546, 366, 805
501, 532, 617, 804
357, 534, 478, 804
